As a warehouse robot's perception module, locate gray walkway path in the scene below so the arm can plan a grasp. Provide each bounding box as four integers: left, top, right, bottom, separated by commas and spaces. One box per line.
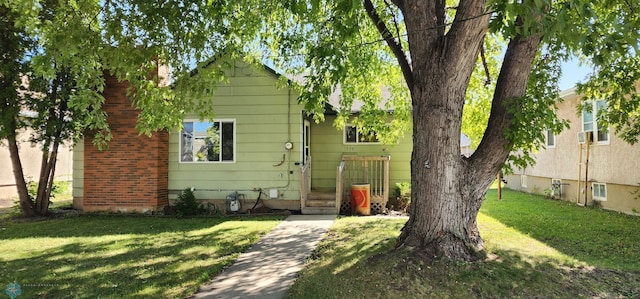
192, 214, 336, 299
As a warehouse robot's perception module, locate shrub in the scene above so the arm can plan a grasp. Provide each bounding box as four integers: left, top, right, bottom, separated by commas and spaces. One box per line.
26, 179, 67, 201
387, 182, 411, 212
174, 188, 206, 217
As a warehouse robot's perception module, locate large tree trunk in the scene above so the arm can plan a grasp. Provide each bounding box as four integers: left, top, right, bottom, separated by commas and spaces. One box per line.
394, 1, 543, 260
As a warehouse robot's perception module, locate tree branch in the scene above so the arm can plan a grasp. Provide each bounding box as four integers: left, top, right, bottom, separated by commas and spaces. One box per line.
471, 26, 542, 178
383, 0, 402, 44
480, 43, 491, 86
363, 0, 413, 90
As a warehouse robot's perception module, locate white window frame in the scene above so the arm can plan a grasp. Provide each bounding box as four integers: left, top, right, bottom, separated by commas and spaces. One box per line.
521, 175, 528, 188
179, 119, 236, 163
592, 182, 607, 201
343, 124, 381, 145
582, 100, 609, 145
545, 128, 556, 148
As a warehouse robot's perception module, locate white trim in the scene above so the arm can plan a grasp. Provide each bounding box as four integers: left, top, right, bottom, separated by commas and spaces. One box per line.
592, 182, 607, 201
303, 118, 310, 165
559, 87, 577, 98
179, 118, 237, 164
521, 175, 528, 188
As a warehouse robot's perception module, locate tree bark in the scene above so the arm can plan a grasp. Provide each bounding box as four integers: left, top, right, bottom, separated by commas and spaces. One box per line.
7, 133, 36, 217
394, 2, 543, 260
35, 137, 60, 216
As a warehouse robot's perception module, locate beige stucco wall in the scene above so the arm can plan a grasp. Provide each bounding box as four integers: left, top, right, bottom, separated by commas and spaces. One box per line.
519, 90, 640, 185
507, 88, 640, 215
1, 129, 73, 200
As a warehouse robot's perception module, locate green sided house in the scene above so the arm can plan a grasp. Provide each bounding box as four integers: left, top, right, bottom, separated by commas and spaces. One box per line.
72, 60, 466, 215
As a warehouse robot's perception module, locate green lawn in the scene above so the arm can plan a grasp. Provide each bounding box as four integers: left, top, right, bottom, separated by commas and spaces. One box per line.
0, 215, 284, 298
287, 189, 640, 298
2, 189, 639, 298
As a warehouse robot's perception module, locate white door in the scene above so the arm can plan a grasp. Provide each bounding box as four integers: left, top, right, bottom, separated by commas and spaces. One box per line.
303, 119, 310, 165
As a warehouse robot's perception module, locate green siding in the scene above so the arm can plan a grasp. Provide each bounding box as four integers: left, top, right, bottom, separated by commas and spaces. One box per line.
309, 115, 412, 192
74, 59, 413, 204
169, 61, 305, 201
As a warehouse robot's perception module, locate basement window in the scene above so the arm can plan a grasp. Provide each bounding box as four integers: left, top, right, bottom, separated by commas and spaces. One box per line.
180, 119, 235, 163
551, 178, 562, 198
592, 182, 607, 201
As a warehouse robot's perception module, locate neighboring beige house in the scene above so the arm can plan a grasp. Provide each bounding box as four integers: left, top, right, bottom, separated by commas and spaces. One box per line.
505, 87, 640, 215
0, 127, 73, 201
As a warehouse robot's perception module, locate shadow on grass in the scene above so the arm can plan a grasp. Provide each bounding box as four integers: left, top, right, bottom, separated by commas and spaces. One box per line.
482, 189, 640, 271
287, 217, 640, 299
0, 215, 284, 298
0, 214, 281, 238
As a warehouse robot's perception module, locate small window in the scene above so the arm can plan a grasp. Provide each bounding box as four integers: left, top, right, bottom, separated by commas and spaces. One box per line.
546, 129, 555, 148
521, 175, 528, 188
344, 124, 379, 144
181, 119, 235, 163
592, 182, 607, 201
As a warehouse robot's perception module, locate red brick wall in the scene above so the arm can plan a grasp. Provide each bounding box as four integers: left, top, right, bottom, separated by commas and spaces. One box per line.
83, 72, 169, 212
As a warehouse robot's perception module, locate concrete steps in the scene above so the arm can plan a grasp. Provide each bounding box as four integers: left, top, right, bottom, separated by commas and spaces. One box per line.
301, 206, 337, 215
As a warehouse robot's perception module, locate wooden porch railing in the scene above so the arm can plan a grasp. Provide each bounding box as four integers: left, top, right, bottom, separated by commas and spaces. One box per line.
336, 155, 391, 214
335, 160, 346, 214
300, 157, 311, 210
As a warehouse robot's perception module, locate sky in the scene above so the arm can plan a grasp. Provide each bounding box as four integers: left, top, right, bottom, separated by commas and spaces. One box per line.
558, 57, 593, 91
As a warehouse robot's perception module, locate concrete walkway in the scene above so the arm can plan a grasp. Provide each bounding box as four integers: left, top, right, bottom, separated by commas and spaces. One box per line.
192, 214, 336, 299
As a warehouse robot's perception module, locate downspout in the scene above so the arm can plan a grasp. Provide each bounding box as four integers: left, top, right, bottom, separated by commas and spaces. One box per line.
577, 143, 582, 205
583, 133, 591, 205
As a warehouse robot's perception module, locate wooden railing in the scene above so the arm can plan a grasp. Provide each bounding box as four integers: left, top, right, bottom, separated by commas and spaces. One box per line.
300, 157, 311, 210
336, 155, 391, 213
335, 160, 346, 214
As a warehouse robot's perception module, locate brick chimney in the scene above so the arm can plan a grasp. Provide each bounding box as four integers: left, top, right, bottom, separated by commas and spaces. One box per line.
83, 72, 169, 213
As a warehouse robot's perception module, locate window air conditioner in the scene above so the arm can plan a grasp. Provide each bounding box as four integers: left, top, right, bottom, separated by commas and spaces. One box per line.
577, 131, 593, 144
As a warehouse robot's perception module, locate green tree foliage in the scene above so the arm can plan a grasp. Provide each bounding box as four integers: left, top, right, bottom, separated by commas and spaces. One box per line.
1, 0, 266, 216
1, 0, 112, 216
0, 3, 33, 215
2, 0, 638, 258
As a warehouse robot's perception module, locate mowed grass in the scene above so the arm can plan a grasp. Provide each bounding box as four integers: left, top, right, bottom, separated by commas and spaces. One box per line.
287, 189, 640, 299
0, 215, 284, 298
